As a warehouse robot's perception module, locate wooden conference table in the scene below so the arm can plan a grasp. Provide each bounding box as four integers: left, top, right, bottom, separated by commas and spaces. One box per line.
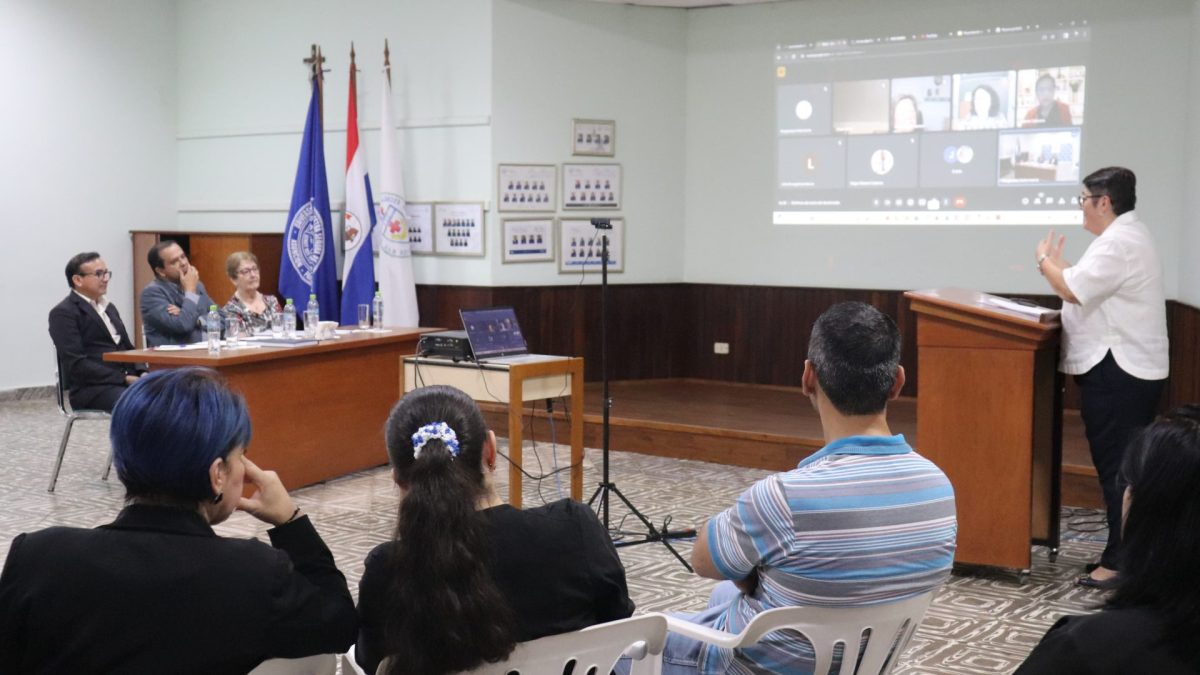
105, 329, 431, 489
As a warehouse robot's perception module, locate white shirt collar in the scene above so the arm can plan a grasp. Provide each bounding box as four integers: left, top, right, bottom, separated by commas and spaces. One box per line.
73, 289, 109, 311
1098, 210, 1138, 239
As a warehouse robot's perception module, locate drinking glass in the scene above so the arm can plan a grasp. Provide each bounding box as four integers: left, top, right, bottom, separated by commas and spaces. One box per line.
270, 313, 284, 337
357, 304, 371, 330
225, 317, 243, 348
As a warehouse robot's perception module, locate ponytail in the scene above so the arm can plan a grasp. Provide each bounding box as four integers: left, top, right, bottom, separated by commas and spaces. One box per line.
381, 387, 516, 675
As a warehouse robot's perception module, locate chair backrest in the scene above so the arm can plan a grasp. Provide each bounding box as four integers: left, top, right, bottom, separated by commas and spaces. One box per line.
246, 654, 337, 675
53, 349, 71, 415
451, 614, 668, 675
736, 590, 935, 675
359, 615, 669, 675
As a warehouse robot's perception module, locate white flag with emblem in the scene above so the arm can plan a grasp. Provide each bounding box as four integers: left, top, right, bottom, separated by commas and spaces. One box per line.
374, 61, 420, 328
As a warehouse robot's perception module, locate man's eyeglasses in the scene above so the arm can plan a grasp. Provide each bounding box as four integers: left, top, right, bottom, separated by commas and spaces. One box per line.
237, 266, 260, 276
1077, 194, 1104, 207
78, 270, 113, 280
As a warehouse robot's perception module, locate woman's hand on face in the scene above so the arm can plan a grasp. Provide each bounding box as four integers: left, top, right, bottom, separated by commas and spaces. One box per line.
238, 457, 299, 526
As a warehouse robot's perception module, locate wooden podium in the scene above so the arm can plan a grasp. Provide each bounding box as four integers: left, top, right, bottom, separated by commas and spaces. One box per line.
905, 288, 1063, 572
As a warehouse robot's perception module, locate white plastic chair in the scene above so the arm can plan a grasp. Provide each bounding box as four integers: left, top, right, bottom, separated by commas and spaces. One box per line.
661, 590, 936, 675
341, 646, 369, 675
48, 351, 113, 492
247, 653, 337, 674
342, 613, 668, 675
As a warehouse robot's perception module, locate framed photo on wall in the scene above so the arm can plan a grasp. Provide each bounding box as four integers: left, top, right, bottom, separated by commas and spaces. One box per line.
433, 202, 485, 257
502, 218, 555, 264
572, 119, 616, 157
562, 163, 621, 209
399, 202, 434, 255
558, 218, 624, 273
498, 164, 556, 212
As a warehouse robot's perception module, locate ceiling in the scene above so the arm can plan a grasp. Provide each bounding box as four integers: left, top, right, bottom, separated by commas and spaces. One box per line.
584, 0, 787, 8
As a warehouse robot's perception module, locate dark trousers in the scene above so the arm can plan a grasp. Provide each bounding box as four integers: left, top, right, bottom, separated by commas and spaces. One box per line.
1075, 351, 1164, 570
71, 384, 127, 413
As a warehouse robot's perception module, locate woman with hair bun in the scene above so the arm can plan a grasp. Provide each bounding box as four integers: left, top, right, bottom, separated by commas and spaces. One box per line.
356, 385, 634, 675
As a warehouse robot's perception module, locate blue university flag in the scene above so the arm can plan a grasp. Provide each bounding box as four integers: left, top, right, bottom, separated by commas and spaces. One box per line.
280, 78, 339, 321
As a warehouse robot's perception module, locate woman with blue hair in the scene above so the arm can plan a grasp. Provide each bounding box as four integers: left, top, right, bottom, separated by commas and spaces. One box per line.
0, 367, 357, 673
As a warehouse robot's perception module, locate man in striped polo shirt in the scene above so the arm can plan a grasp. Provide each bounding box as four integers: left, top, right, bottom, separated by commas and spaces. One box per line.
672, 302, 957, 674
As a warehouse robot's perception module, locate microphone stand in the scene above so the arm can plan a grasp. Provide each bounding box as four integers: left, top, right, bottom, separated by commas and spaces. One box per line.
585, 218, 695, 572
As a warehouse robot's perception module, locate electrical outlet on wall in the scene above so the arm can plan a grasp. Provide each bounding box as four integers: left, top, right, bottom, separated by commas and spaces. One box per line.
714, 342, 730, 355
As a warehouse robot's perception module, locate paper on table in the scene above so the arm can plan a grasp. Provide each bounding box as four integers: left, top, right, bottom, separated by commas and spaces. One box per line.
155, 342, 265, 351
154, 343, 210, 351
982, 296, 1058, 320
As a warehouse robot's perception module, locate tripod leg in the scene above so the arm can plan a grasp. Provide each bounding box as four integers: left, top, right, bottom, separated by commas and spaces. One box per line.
607, 484, 694, 572
588, 483, 613, 531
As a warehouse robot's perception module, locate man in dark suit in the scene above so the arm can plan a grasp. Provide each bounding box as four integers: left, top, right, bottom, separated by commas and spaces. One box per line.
139, 240, 217, 347
48, 252, 145, 412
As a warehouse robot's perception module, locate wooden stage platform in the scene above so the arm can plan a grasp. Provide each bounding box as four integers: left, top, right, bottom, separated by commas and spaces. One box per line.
480, 378, 1102, 509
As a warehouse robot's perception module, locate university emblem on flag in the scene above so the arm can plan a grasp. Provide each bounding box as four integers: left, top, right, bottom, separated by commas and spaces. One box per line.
378, 193, 412, 259
287, 200, 326, 284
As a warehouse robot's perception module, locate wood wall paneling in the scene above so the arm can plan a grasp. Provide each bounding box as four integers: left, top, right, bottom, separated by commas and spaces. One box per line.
416, 284, 689, 382
125, 228, 1198, 409
407, 283, 1200, 410
190, 234, 248, 304
1168, 300, 1200, 407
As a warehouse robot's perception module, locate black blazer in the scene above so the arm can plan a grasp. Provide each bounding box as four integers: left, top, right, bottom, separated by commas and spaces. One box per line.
47, 292, 142, 408
1016, 608, 1198, 674
356, 499, 634, 674
0, 505, 358, 674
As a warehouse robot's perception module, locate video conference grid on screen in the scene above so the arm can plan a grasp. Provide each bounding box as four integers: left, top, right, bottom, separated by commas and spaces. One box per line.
774, 22, 1089, 225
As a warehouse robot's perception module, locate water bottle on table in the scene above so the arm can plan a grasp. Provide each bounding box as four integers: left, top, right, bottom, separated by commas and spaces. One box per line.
205, 305, 222, 355
372, 291, 384, 329
304, 293, 320, 339
283, 298, 297, 338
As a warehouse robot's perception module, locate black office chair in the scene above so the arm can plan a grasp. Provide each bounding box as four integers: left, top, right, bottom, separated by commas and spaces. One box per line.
49, 351, 113, 493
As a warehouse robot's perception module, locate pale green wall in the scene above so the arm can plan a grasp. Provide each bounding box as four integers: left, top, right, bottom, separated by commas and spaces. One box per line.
491, 0, 688, 285
683, 0, 1191, 296
0, 0, 177, 389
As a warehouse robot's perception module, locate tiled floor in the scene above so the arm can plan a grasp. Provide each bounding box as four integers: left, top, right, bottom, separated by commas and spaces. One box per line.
0, 397, 1111, 674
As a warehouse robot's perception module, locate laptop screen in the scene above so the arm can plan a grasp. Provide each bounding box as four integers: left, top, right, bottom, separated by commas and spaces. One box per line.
460, 307, 529, 359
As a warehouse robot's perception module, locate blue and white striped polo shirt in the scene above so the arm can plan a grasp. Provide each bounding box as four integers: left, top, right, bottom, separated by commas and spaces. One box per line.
703, 434, 957, 674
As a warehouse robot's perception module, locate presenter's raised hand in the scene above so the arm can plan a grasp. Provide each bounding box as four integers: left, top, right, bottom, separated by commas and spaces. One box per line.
238, 457, 300, 526
181, 265, 200, 294
1037, 229, 1066, 265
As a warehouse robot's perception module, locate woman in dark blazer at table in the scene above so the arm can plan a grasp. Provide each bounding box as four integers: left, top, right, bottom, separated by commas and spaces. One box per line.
0, 368, 357, 674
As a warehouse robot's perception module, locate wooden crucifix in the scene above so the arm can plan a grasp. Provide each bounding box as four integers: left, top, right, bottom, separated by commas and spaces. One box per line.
303, 43, 326, 122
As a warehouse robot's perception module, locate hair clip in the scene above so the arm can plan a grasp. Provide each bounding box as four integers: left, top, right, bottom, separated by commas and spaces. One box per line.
411, 422, 460, 460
